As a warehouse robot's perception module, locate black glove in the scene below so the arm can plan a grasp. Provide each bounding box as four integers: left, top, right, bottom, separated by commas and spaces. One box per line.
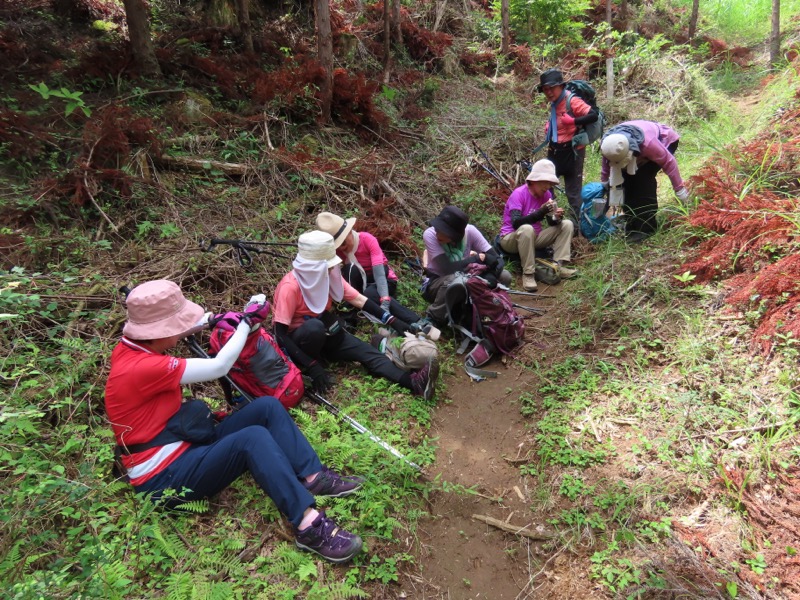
529, 206, 550, 223
307, 361, 333, 393
319, 311, 343, 338
380, 312, 411, 335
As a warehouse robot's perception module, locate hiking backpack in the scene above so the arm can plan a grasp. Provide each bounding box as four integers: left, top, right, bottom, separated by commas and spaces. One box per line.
579, 182, 618, 243
565, 80, 607, 147
444, 263, 525, 369
209, 326, 305, 409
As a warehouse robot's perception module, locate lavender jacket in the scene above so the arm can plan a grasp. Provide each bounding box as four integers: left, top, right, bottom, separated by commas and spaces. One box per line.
600, 120, 683, 191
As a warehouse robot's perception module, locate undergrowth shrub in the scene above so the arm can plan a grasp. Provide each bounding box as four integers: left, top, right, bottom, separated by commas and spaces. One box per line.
678, 105, 800, 353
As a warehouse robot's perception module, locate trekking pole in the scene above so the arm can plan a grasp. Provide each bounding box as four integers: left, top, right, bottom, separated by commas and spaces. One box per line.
183, 334, 257, 409
200, 238, 295, 267
471, 141, 513, 192
305, 389, 421, 472
506, 290, 557, 299
511, 303, 545, 315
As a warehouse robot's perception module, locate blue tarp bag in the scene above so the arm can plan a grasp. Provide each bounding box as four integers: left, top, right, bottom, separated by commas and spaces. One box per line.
580, 182, 617, 243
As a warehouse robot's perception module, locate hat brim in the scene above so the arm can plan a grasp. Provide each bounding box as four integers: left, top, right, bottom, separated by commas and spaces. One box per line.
332, 217, 356, 249
123, 298, 205, 340
430, 216, 463, 241
526, 174, 560, 184
327, 255, 343, 268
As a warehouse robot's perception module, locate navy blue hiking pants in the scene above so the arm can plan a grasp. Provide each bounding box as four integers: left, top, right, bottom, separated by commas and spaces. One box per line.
134, 396, 321, 528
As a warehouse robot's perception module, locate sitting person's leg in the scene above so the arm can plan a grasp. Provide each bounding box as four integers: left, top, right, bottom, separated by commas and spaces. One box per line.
363, 280, 422, 325
423, 274, 455, 325
133, 397, 363, 562
501, 226, 537, 291
289, 318, 328, 362
534, 220, 577, 278
327, 331, 438, 400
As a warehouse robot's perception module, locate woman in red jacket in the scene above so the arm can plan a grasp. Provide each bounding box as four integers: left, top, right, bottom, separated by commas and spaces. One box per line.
105, 279, 363, 563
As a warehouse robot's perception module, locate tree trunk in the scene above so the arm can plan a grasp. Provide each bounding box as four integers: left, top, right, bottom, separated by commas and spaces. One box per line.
383, 0, 392, 82
770, 0, 781, 66
235, 0, 253, 53
203, 0, 237, 27
316, 0, 333, 122
606, 0, 613, 100
688, 0, 699, 39
122, 0, 161, 77
500, 0, 510, 54
392, 0, 402, 45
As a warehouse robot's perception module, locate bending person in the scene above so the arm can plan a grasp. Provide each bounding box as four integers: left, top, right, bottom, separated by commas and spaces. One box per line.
105, 280, 364, 564
272, 231, 438, 401
600, 120, 689, 242
499, 159, 576, 292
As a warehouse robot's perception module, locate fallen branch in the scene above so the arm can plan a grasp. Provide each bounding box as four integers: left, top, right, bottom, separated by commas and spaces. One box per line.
157, 154, 248, 176
471, 514, 554, 540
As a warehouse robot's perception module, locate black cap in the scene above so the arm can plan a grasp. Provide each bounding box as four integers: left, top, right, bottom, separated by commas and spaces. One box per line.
430, 205, 469, 241
537, 68, 565, 92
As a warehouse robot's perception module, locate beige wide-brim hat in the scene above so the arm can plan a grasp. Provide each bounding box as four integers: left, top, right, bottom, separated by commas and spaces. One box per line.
316, 212, 357, 249
122, 280, 205, 340
297, 230, 343, 268
526, 159, 560, 184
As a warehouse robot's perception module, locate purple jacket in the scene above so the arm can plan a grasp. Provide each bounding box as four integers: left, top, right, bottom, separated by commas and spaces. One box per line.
600, 121, 683, 191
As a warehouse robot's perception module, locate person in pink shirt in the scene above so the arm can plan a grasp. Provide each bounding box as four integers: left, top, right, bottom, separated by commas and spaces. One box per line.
600, 120, 689, 242
272, 231, 438, 401
499, 159, 577, 291
316, 211, 424, 327
539, 68, 599, 225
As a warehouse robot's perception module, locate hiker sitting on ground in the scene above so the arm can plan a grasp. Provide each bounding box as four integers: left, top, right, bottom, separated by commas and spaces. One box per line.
316, 211, 431, 332
539, 68, 599, 225
499, 159, 577, 292
600, 120, 689, 243
105, 279, 364, 564
272, 230, 439, 401
422, 205, 510, 325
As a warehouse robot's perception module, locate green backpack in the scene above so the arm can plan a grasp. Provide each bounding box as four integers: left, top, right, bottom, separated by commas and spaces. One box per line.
565, 80, 607, 147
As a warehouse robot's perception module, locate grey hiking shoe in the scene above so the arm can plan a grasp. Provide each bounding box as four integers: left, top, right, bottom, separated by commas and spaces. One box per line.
303, 466, 364, 498
410, 357, 440, 401
295, 511, 363, 564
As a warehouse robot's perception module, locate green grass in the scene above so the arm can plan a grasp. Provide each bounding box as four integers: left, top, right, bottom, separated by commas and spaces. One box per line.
671, 0, 800, 46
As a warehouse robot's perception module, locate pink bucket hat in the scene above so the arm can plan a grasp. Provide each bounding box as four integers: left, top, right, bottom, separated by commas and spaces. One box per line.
122, 280, 205, 340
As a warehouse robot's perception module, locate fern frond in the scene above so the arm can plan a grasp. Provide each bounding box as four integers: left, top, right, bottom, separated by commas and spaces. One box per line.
165, 572, 193, 600
173, 499, 210, 514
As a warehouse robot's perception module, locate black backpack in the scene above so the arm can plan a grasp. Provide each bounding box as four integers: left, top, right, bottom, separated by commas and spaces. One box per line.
565, 80, 607, 146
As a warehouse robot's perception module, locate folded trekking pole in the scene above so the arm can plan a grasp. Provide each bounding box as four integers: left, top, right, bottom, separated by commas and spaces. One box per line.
200, 238, 295, 267
472, 141, 513, 192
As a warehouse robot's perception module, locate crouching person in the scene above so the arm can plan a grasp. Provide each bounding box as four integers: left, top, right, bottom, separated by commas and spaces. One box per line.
272, 231, 439, 401
105, 280, 364, 564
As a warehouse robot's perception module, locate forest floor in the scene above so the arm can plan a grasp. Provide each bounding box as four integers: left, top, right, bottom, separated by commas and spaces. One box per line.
414, 278, 588, 599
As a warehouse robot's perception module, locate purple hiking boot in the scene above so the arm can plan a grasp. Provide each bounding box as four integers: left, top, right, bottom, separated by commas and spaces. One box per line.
295, 511, 363, 564
303, 466, 364, 498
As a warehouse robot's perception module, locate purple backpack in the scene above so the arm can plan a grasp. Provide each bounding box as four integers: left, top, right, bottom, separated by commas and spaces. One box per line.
444, 264, 525, 367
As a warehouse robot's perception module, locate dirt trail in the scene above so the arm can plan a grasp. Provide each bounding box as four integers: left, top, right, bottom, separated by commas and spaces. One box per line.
410, 285, 604, 599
